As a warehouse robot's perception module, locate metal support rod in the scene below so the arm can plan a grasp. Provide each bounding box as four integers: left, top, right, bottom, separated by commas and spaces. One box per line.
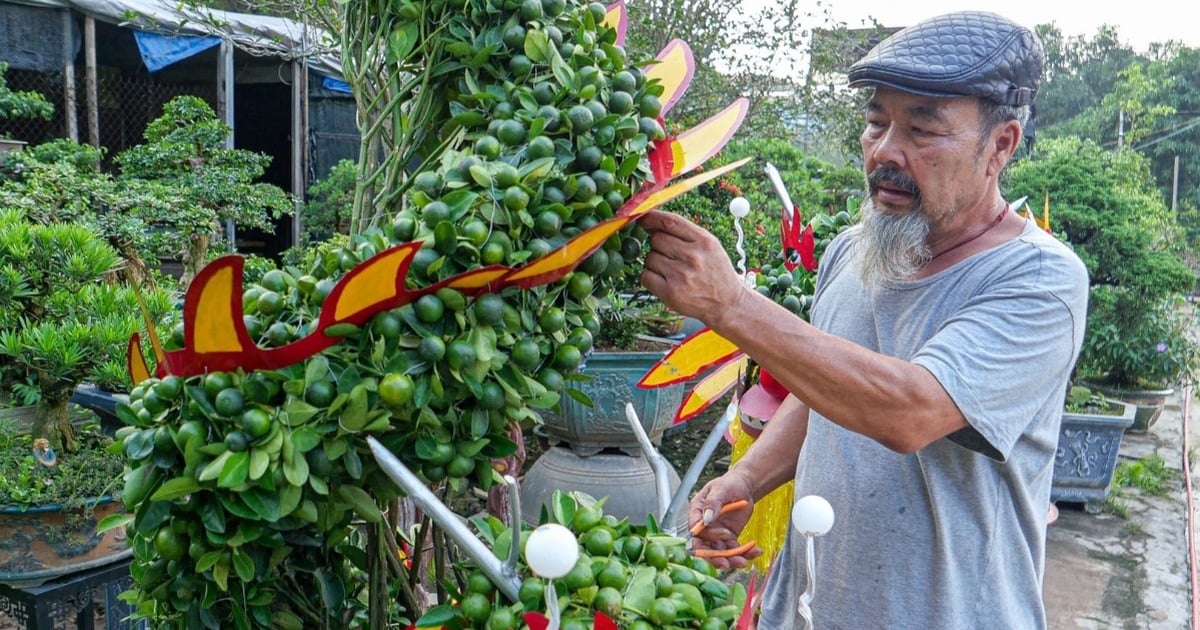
503, 474, 522, 574
367, 437, 522, 602
61, 9, 77, 142
797, 535, 817, 630
83, 16, 97, 148
624, 403, 672, 524
218, 40, 236, 251
661, 398, 738, 534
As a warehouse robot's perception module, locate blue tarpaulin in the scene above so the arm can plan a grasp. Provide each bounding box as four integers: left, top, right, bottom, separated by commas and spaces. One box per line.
134, 30, 221, 72
322, 76, 352, 94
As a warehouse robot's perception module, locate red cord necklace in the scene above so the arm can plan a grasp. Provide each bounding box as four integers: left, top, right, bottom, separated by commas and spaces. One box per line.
930, 205, 1010, 260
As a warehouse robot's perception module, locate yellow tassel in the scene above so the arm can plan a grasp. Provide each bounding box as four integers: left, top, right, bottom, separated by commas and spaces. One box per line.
729, 415, 794, 573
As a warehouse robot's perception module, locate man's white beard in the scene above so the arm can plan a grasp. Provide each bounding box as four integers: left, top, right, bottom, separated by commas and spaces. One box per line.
857, 197, 931, 285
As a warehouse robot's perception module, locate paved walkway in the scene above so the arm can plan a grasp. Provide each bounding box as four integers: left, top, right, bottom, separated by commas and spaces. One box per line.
1044, 386, 1195, 629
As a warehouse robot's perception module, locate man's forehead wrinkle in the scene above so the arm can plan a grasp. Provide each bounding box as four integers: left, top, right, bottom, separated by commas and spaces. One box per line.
864, 96, 949, 123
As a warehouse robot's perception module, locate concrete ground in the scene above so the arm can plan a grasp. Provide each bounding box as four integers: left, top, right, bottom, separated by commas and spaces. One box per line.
1044, 387, 1195, 629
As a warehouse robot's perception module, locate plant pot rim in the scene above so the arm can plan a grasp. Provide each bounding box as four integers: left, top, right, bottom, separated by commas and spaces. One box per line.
1078, 377, 1175, 396
0, 494, 117, 515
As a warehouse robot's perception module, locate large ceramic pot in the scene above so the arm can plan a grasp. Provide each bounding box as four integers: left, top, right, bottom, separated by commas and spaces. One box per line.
1051, 400, 1136, 513
0, 497, 131, 588
520, 446, 686, 531
542, 350, 686, 457
69, 385, 128, 435
1080, 379, 1173, 433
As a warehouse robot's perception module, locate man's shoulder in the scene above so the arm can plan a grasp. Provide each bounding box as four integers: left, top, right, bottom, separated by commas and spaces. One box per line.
1015, 224, 1089, 280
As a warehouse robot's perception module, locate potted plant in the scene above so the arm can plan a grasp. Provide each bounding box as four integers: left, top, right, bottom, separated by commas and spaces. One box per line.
522, 288, 691, 528
1052, 385, 1136, 513
541, 289, 688, 456
1075, 290, 1197, 432
0, 207, 170, 587
0, 61, 53, 153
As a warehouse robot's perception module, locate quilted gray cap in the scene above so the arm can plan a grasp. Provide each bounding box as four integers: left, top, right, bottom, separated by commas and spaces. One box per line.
847, 11, 1043, 106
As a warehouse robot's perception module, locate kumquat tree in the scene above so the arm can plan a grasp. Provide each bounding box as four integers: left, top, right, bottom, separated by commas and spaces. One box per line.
111, 0, 763, 627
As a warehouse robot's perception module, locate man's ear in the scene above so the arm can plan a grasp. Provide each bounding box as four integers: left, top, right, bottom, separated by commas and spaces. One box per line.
987, 120, 1022, 176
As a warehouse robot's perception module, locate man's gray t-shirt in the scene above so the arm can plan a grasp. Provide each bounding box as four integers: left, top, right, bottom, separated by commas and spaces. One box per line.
757, 219, 1089, 629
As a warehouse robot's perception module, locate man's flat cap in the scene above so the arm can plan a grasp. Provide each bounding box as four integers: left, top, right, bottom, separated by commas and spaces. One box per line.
847, 11, 1043, 106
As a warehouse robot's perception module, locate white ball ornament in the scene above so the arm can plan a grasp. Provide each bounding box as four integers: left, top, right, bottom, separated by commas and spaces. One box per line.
524, 523, 579, 578
728, 196, 751, 218
791, 495, 835, 536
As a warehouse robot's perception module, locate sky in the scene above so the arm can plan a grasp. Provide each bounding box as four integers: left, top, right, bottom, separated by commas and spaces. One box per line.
741, 0, 1195, 52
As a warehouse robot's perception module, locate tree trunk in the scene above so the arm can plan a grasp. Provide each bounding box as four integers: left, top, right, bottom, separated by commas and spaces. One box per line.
32, 388, 76, 453
112, 237, 154, 289
179, 230, 210, 290
486, 422, 526, 521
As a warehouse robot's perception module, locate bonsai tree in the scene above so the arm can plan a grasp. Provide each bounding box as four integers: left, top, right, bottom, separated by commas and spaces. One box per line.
0, 139, 161, 287
0, 207, 170, 452
0, 61, 53, 131
1008, 136, 1198, 388
115, 95, 293, 287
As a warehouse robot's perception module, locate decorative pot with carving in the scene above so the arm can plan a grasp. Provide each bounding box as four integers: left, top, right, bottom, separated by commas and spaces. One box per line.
1051, 400, 1136, 513
541, 350, 686, 457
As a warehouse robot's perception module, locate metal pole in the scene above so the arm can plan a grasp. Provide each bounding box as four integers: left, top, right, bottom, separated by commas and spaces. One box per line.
1117, 110, 1125, 152
218, 40, 236, 251
291, 59, 305, 249
61, 10, 77, 142
1172, 155, 1180, 218
366, 437, 523, 602
84, 16, 98, 149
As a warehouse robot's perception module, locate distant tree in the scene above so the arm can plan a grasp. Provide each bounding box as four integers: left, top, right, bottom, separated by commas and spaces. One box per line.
1035, 24, 1143, 132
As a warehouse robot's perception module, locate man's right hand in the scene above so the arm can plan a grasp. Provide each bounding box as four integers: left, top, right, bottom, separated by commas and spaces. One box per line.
688, 472, 762, 569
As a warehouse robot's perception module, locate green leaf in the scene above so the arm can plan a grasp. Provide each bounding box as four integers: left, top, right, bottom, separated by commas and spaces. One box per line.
248, 448, 270, 481
290, 425, 321, 452
270, 611, 304, 630
339, 384, 370, 431
213, 560, 230, 591
278, 482, 302, 518
618, 154, 641, 178
115, 402, 139, 427
199, 499, 227, 534
336, 485, 382, 523
470, 408, 489, 439
442, 189, 479, 220
150, 476, 201, 501
97, 512, 135, 534
566, 387, 593, 407
315, 568, 346, 611
552, 490, 576, 527
242, 488, 280, 522
283, 450, 309, 486
124, 429, 155, 460
218, 494, 258, 520
232, 549, 256, 582
304, 356, 330, 385
218, 451, 250, 488
551, 56, 574, 88
518, 157, 556, 183
386, 23, 420, 63
416, 605, 457, 627
457, 437, 488, 458
523, 28, 552, 63
198, 450, 233, 483
468, 164, 492, 187
196, 550, 224, 573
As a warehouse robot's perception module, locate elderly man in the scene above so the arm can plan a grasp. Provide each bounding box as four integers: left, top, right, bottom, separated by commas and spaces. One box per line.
639, 11, 1089, 629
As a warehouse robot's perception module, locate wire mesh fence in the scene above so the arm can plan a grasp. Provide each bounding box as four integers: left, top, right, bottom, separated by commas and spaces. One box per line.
0, 65, 215, 168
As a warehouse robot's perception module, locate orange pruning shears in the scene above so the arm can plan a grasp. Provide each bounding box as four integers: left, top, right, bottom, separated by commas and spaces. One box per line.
687, 499, 758, 559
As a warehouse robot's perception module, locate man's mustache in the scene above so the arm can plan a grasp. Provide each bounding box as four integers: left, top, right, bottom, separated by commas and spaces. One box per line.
867, 167, 920, 198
